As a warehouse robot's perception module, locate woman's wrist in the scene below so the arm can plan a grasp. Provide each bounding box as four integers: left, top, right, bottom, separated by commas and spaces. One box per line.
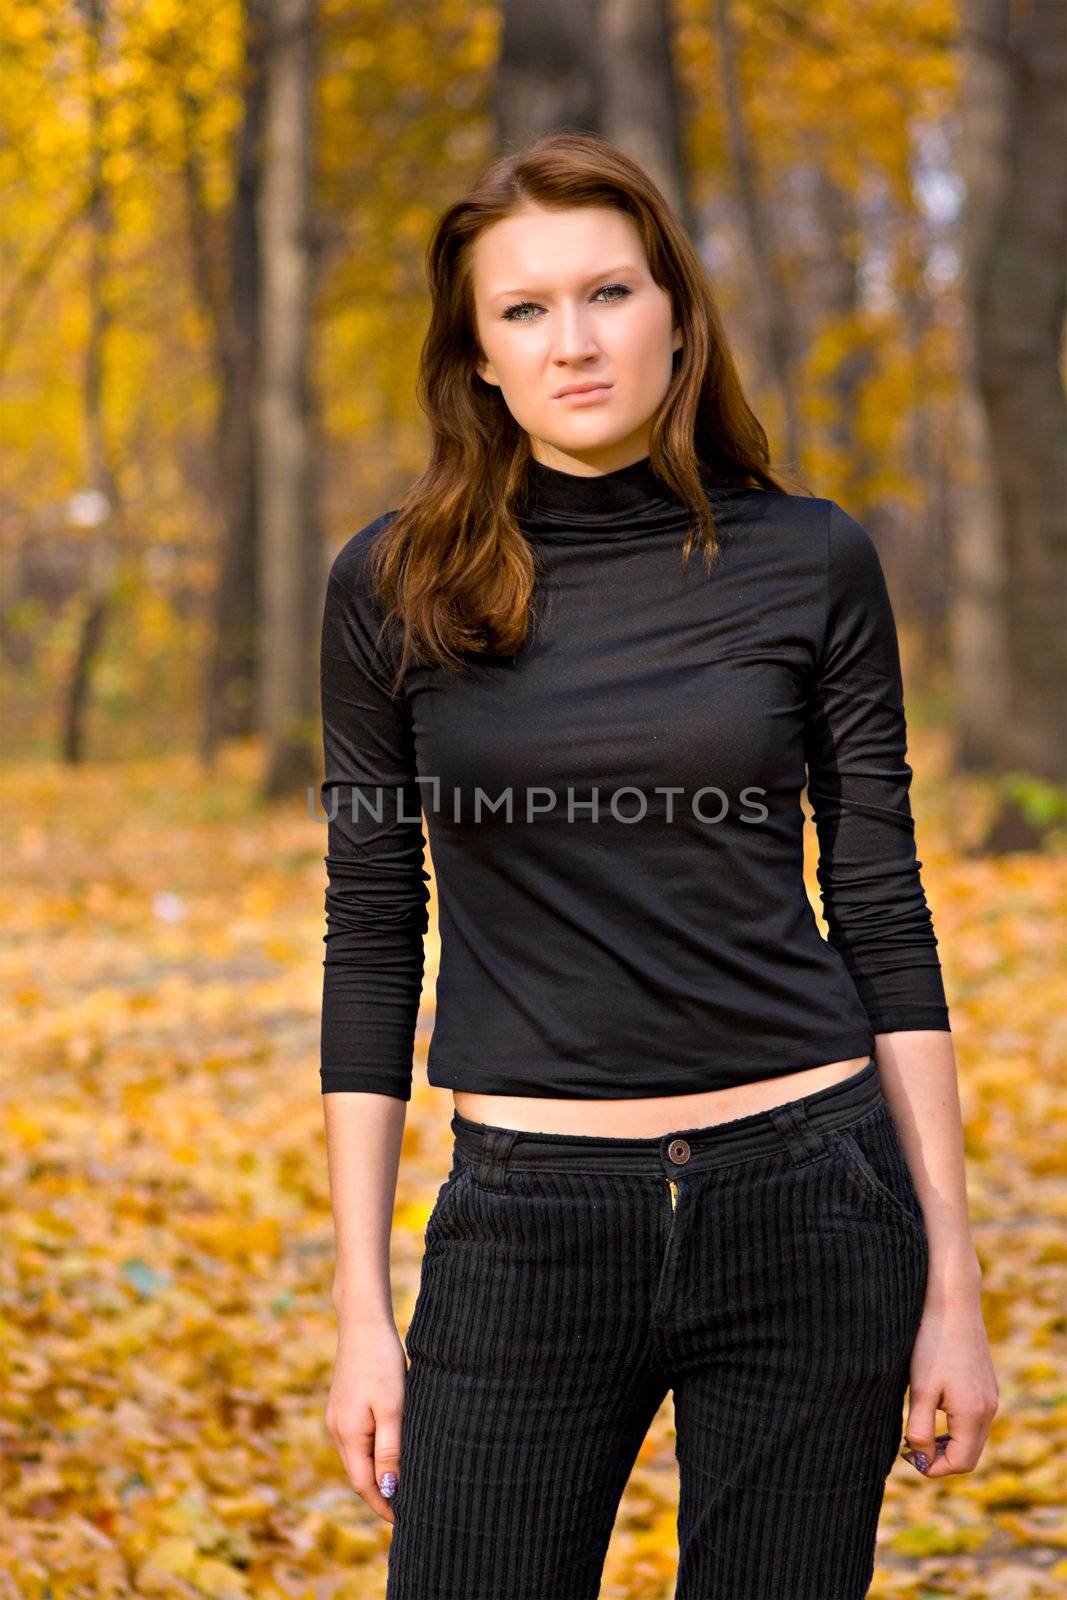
332, 1275, 395, 1326
924, 1237, 982, 1301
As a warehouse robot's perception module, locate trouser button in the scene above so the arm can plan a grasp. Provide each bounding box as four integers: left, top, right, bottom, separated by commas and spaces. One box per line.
668, 1138, 691, 1164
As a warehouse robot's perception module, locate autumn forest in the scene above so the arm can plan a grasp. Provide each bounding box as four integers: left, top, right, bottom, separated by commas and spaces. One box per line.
2, 1, 1065, 1596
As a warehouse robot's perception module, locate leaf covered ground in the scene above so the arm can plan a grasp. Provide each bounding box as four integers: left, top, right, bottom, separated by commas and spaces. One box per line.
2, 736, 1065, 1599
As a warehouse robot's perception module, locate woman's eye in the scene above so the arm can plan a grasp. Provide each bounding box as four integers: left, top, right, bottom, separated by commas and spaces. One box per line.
501, 302, 539, 323
501, 283, 632, 322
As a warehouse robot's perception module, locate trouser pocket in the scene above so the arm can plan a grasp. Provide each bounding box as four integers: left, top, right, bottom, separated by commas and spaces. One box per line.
829, 1105, 927, 1247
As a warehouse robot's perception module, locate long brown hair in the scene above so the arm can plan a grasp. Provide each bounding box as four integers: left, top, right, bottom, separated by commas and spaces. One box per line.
368, 130, 806, 691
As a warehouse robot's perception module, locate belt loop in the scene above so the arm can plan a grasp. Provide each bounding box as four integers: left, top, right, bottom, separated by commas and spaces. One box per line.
475, 1126, 520, 1192
769, 1100, 827, 1166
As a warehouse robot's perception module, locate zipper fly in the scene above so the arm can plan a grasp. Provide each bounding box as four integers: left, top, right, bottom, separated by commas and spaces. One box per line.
651, 1175, 682, 1324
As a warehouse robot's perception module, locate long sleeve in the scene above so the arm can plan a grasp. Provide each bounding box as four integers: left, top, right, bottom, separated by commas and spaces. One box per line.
318, 518, 431, 1098
803, 501, 951, 1034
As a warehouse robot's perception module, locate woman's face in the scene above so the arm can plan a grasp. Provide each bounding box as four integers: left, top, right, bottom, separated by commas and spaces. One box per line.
471, 203, 682, 475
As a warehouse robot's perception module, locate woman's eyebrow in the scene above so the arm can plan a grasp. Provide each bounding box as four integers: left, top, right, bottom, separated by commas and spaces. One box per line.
489, 265, 642, 302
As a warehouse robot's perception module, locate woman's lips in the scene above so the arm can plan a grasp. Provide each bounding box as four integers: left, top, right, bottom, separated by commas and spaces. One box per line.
554, 385, 613, 406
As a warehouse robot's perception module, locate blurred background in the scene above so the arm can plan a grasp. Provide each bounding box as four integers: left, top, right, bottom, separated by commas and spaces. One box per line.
2, 2, 1065, 1597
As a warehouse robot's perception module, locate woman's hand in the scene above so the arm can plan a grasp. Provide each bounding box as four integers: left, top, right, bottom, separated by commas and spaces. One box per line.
325, 1319, 407, 1523
901, 1275, 999, 1479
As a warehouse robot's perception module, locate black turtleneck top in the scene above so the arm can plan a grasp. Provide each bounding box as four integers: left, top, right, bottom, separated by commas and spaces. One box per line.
318, 455, 950, 1100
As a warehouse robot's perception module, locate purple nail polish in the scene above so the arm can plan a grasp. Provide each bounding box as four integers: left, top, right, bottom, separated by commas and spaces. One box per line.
913, 1451, 930, 1473
379, 1471, 398, 1498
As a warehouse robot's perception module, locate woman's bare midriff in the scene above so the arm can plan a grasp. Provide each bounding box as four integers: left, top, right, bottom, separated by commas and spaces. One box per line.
452, 1054, 873, 1137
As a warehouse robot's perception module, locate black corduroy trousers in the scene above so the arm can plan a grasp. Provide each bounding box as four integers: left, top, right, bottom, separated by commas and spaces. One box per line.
385, 1057, 928, 1600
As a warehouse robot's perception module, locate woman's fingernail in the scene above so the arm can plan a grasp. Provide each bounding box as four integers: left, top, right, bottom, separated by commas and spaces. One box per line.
912, 1451, 930, 1473
379, 1472, 398, 1498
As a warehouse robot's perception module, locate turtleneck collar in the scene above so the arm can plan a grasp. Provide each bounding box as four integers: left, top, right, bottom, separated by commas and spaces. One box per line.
520, 453, 692, 544
526, 452, 679, 515
519, 452, 743, 544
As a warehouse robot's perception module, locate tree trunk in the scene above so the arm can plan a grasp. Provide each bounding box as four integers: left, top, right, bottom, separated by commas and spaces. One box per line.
807, 164, 871, 508
256, 0, 321, 797
494, 0, 693, 353
953, 0, 1015, 775
600, 0, 696, 238
200, 0, 268, 763
495, 0, 602, 144
971, 0, 1067, 792
63, 0, 123, 766
713, 0, 803, 474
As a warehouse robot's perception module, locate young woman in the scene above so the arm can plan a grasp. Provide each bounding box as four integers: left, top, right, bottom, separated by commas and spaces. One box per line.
319, 132, 997, 1600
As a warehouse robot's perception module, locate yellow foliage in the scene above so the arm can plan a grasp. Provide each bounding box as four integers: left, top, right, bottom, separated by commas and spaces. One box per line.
1, 731, 1063, 1598
2, 0, 1064, 1593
